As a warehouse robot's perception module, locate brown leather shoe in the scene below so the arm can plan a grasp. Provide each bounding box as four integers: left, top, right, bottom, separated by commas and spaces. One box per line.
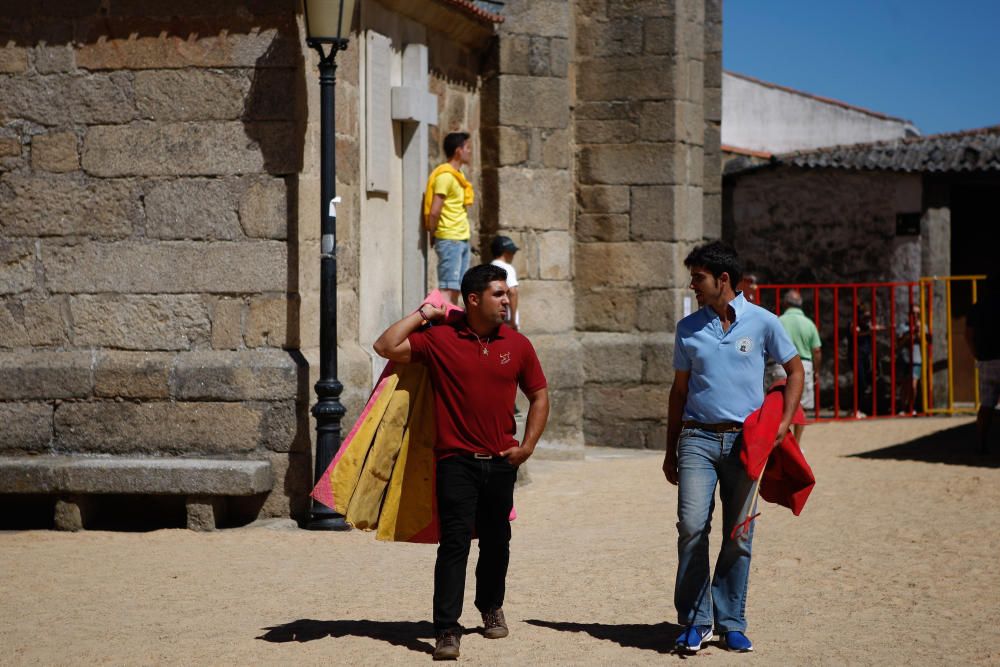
433, 629, 461, 660
481, 608, 509, 639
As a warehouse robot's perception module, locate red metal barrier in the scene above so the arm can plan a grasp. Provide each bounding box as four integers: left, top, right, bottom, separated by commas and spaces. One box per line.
755, 281, 924, 423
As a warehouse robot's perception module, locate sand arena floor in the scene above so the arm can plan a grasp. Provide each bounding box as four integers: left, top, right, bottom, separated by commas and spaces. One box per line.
2, 416, 998, 666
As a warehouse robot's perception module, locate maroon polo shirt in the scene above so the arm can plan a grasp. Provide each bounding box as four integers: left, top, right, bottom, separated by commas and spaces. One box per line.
408, 316, 547, 457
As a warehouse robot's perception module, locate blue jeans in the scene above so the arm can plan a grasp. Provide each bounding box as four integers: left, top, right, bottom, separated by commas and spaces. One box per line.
435, 239, 470, 291
674, 428, 757, 633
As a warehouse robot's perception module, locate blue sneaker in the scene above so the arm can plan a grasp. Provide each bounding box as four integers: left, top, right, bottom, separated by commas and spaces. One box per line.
724, 630, 754, 652
674, 625, 713, 652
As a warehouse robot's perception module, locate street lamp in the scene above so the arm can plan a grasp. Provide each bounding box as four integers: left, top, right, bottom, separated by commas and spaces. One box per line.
304, 0, 356, 531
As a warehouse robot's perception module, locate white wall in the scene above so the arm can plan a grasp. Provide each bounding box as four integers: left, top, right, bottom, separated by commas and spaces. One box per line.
722, 72, 919, 154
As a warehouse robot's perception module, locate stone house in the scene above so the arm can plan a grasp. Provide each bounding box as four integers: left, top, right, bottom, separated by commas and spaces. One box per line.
721, 75, 999, 412
0, 0, 723, 528
725, 128, 1000, 403
716, 71, 995, 289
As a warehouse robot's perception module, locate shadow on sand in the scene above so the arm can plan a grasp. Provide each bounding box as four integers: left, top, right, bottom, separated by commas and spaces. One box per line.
524, 619, 689, 655
257, 619, 435, 655
850, 422, 999, 468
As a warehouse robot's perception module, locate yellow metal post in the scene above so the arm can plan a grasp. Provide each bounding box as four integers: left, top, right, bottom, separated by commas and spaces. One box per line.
946, 278, 954, 413
919, 275, 986, 415
919, 280, 929, 413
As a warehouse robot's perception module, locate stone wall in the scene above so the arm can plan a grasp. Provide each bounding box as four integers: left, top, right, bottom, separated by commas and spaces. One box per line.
427, 27, 485, 294
429, 29, 485, 161
703, 0, 722, 241
573, 0, 715, 449
483, 0, 583, 453
722, 165, 960, 414
725, 167, 924, 284
0, 1, 310, 520
2, 0, 728, 528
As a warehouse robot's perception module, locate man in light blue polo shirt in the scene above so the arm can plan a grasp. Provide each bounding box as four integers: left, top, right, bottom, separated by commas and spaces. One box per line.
662, 241, 803, 654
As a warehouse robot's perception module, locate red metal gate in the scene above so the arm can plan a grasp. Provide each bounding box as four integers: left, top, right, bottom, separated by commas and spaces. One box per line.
751, 277, 984, 422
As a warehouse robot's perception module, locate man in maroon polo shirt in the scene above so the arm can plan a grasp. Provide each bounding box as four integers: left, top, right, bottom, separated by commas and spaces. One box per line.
373, 263, 550, 661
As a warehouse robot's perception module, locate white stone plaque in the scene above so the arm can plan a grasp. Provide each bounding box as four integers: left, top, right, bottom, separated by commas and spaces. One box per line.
365, 31, 392, 194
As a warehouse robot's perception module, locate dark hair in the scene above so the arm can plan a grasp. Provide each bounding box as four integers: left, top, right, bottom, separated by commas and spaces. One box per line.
684, 241, 742, 287
490, 235, 518, 258
461, 263, 507, 304
443, 132, 470, 159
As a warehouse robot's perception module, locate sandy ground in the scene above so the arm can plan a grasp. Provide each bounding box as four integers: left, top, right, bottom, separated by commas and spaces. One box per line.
2, 416, 999, 666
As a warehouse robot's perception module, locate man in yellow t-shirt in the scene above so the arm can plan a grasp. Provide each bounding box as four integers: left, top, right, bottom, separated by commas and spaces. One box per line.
425, 132, 474, 304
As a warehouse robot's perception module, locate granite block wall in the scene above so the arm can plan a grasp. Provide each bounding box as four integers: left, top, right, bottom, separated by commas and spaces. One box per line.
0, 0, 313, 520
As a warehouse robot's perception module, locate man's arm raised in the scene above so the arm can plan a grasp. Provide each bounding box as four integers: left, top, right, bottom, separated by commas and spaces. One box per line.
663, 370, 690, 485
372, 303, 446, 363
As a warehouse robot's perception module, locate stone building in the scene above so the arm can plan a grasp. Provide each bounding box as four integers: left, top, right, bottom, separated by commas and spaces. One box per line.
723, 78, 1000, 413
719, 71, 935, 287
0, 0, 722, 529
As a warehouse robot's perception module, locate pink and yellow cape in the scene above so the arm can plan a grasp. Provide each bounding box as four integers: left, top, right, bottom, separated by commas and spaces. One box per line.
309, 291, 456, 543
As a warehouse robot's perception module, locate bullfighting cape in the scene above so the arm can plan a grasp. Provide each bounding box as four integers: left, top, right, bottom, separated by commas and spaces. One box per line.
309, 291, 460, 543
741, 382, 816, 515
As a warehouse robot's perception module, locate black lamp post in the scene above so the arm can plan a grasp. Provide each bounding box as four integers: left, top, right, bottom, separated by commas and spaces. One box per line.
304, 0, 356, 531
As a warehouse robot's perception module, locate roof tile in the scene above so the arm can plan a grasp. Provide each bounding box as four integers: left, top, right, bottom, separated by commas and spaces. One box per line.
729, 125, 1000, 175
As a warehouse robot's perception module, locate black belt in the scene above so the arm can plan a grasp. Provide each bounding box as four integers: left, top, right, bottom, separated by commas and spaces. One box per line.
682, 420, 742, 433
440, 450, 505, 460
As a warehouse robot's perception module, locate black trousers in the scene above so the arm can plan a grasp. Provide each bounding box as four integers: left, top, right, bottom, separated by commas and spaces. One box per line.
433, 454, 517, 632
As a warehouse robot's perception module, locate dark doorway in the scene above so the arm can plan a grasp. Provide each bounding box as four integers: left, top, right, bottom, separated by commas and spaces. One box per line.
950, 180, 1000, 404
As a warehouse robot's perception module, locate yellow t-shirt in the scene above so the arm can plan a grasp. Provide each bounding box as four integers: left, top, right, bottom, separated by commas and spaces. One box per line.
432, 171, 471, 241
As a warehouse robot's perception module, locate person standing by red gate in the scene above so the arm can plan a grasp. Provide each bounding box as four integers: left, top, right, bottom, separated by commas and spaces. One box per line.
897, 303, 925, 415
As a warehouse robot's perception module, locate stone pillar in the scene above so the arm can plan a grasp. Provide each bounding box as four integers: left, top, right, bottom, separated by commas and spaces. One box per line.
54, 496, 91, 531
186, 495, 226, 531
483, 1, 584, 455
921, 182, 951, 409
574, 0, 711, 448
703, 0, 723, 241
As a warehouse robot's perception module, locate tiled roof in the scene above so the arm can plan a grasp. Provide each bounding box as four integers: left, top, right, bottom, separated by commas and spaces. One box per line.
727, 125, 1000, 175
440, 0, 504, 23
726, 71, 912, 125
778, 125, 1000, 172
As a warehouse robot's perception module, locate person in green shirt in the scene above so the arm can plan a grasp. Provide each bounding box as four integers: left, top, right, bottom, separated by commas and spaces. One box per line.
777, 289, 822, 442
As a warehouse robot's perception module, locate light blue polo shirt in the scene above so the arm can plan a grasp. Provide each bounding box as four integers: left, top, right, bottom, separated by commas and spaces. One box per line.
673, 292, 798, 423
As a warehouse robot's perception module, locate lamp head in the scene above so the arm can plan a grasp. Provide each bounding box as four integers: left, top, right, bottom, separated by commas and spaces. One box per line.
304, 0, 356, 47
